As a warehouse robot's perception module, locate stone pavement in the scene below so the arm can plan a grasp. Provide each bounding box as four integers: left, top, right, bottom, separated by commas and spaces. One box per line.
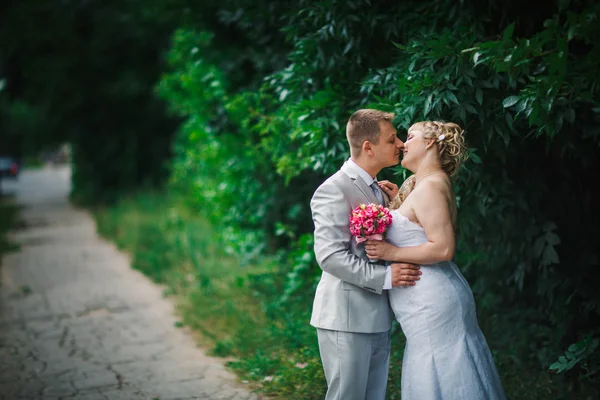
0, 167, 259, 400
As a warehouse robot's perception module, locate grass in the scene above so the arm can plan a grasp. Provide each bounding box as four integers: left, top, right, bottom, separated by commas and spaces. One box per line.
0, 196, 20, 287
0, 198, 19, 257
93, 192, 327, 398
93, 191, 571, 399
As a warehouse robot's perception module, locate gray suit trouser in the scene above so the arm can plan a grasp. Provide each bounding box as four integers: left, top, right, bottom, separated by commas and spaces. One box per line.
317, 328, 391, 400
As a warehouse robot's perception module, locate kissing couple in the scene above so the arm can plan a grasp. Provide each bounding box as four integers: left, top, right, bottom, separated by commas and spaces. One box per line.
310, 109, 507, 399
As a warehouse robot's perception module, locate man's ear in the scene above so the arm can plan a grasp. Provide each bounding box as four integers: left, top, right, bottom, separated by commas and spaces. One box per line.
362, 141, 373, 155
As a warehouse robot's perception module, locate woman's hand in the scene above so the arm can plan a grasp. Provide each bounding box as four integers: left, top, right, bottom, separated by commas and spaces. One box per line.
365, 239, 399, 261
378, 180, 399, 201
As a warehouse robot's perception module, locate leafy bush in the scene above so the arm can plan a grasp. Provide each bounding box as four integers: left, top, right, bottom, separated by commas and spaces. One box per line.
155, 0, 600, 397
6, 0, 600, 397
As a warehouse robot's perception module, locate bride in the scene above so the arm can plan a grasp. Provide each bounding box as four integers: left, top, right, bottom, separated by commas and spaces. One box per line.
365, 121, 506, 399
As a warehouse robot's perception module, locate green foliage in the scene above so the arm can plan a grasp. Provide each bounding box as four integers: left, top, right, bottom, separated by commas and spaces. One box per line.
1, 0, 179, 203
5, 0, 600, 397
154, 0, 600, 397
550, 336, 599, 377
157, 26, 319, 257
0, 200, 19, 257
361, 5, 600, 394
95, 194, 177, 282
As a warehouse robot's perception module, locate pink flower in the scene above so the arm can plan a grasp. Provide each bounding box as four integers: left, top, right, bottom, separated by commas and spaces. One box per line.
349, 203, 393, 241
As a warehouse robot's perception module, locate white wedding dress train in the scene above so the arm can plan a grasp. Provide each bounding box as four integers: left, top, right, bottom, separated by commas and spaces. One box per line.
387, 209, 506, 400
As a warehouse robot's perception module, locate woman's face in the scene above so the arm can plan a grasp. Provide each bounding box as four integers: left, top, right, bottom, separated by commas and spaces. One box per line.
401, 127, 430, 172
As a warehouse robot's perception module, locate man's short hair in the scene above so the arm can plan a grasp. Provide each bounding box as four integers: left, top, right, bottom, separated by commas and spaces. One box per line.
346, 109, 395, 155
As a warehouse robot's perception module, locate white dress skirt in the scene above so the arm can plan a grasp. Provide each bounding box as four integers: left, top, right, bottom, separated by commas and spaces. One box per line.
387, 209, 506, 400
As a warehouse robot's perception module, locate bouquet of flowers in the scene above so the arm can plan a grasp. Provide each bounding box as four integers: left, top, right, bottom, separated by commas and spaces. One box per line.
349, 203, 393, 244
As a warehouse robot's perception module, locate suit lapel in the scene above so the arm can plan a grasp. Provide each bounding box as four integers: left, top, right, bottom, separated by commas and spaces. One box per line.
340, 162, 380, 204
354, 176, 380, 204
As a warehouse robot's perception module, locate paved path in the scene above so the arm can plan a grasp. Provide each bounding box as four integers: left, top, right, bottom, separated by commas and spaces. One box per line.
0, 167, 258, 400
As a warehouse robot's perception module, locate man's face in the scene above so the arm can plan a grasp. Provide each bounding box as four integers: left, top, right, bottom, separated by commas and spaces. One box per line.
370, 120, 404, 168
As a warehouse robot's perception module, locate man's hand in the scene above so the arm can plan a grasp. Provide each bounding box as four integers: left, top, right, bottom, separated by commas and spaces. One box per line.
391, 263, 421, 287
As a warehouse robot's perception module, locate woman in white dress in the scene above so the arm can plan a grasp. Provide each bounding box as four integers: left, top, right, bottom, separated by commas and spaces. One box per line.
365, 121, 506, 400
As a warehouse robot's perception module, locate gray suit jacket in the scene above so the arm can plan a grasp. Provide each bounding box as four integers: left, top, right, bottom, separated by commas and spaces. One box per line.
310, 162, 393, 333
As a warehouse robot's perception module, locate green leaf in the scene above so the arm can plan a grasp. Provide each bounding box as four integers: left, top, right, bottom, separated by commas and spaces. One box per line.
503, 96, 520, 108
424, 94, 433, 116
505, 113, 514, 131
498, 127, 510, 146
469, 151, 482, 164
343, 40, 353, 55
477, 200, 486, 217
503, 23, 515, 42
447, 91, 459, 105
533, 236, 545, 258
549, 362, 562, 371
475, 87, 483, 105
545, 232, 561, 246
565, 108, 576, 124
465, 104, 478, 114
542, 245, 560, 265
568, 344, 579, 352
515, 100, 527, 114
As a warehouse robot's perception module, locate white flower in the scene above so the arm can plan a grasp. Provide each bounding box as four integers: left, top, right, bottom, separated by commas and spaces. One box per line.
438, 134, 446, 141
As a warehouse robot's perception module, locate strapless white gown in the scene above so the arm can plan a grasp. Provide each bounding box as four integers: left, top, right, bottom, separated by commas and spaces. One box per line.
387, 209, 506, 400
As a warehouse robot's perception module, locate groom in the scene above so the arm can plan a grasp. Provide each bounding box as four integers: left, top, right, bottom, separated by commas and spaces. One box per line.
310, 109, 421, 400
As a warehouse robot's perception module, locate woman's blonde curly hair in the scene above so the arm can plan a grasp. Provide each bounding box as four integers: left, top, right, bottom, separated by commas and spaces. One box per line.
412, 120, 468, 178
388, 120, 468, 209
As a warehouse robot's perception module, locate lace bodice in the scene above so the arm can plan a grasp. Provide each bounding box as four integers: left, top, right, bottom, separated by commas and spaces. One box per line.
386, 209, 429, 248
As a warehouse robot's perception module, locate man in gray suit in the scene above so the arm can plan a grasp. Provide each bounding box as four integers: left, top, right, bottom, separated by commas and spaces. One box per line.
310, 109, 422, 400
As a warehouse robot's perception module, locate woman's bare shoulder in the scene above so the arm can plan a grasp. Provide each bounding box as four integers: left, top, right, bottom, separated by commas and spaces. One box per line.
412, 175, 450, 198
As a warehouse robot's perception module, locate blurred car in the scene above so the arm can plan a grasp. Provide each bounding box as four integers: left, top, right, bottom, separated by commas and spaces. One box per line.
0, 155, 20, 178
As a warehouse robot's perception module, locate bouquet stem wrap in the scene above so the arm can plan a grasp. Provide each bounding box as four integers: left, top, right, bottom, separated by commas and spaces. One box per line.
355, 234, 383, 244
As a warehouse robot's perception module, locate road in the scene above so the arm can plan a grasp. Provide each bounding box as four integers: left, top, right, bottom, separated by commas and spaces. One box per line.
0, 167, 258, 400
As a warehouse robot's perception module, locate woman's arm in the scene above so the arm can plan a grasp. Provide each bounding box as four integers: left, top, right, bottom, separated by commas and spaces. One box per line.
366, 180, 455, 265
